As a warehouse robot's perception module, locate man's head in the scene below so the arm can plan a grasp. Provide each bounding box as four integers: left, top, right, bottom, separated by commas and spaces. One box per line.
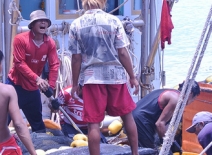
178, 80, 200, 97
28, 10, 51, 31
186, 111, 212, 135
178, 80, 200, 105
0, 50, 4, 73
82, 0, 107, 11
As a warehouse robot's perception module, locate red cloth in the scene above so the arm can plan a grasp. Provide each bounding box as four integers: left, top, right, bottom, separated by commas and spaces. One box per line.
161, 0, 174, 50
8, 31, 60, 90
0, 136, 22, 155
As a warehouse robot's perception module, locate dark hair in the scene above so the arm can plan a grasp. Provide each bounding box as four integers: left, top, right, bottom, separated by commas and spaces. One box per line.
0, 50, 3, 62
178, 80, 200, 97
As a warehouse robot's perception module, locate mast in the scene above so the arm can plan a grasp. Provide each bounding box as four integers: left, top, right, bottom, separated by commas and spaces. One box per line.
147, 0, 162, 89
9, 0, 20, 70
140, 0, 149, 97
4, 0, 12, 80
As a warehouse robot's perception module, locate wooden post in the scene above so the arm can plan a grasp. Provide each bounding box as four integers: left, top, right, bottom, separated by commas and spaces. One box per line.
9, 0, 20, 70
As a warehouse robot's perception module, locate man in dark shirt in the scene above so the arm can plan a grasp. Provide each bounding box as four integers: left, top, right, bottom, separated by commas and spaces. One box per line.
132, 80, 200, 148
186, 111, 212, 155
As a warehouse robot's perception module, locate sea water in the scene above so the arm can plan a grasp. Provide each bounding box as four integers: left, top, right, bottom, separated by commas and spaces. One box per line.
164, 0, 212, 87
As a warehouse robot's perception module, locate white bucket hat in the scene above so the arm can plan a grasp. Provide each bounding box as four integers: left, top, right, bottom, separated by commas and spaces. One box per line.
28, 10, 51, 29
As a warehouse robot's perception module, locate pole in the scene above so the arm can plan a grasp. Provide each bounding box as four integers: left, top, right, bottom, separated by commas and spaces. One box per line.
0, 0, 3, 82
4, 0, 12, 77
140, 0, 149, 97
9, 0, 20, 70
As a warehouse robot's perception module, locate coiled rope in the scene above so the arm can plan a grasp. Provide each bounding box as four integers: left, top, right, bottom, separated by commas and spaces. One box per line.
8, 0, 28, 25
159, 5, 212, 155
55, 22, 71, 97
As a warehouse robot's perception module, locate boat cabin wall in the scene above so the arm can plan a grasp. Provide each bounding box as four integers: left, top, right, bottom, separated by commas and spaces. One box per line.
2, 0, 163, 102
17, 0, 142, 52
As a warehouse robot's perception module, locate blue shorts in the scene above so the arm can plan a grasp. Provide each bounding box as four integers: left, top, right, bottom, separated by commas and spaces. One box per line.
6, 78, 46, 133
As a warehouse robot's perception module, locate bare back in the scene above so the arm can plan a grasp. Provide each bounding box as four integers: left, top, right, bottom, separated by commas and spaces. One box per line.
0, 83, 19, 142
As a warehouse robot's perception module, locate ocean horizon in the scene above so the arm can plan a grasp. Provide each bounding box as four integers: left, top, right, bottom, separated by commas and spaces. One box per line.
164, 0, 212, 87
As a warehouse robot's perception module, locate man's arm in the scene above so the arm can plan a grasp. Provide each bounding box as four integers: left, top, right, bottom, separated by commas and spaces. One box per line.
47, 42, 60, 89
155, 92, 178, 138
71, 54, 82, 99
7, 86, 36, 155
117, 47, 139, 95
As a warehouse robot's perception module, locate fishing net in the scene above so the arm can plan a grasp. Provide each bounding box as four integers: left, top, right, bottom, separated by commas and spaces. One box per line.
16, 130, 157, 155
48, 144, 158, 155
16, 129, 73, 155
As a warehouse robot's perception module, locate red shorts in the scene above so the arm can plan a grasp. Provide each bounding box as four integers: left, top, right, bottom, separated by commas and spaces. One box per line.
82, 84, 136, 123
0, 136, 22, 155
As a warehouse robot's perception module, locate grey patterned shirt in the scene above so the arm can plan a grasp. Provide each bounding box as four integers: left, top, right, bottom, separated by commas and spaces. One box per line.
68, 9, 130, 85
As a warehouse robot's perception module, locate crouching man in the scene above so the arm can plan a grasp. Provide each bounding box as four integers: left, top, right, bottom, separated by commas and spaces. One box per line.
186, 111, 212, 155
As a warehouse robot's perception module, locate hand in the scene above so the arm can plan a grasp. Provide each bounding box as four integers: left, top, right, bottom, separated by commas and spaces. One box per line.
36, 77, 49, 92
71, 85, 80, 100
129, 77, 139, 95
50, 98, 61, 110
48, 103, 59, 113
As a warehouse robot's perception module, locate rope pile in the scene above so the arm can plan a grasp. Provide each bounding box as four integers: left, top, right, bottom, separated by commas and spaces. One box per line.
54, 21, 72, 97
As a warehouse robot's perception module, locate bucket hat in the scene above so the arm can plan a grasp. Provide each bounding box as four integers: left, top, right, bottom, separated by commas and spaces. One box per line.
28, 10, 51, 29
186, 111, 212, 133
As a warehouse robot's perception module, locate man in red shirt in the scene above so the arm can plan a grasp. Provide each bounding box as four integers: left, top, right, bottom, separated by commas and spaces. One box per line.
58, 85, 87, 135
6, 10, 59, 133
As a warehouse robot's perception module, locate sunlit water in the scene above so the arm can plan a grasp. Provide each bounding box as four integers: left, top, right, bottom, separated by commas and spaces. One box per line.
164, 0, 212, 87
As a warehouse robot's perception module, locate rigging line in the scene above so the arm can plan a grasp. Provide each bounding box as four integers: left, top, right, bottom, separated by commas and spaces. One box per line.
159, 5, 212, 155
109, 0, 128, 14
161, 9, 212, 155
76, 0, 80, 10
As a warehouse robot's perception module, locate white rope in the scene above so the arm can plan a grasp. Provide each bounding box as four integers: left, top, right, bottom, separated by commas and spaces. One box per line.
53, 21, 71, 97
8, 0, 28, 25
55, 50, 72, 98
108, 0, 128, 14
76, 0, 80, 11
199, 141, 212, 155
159, 5, 212, 155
